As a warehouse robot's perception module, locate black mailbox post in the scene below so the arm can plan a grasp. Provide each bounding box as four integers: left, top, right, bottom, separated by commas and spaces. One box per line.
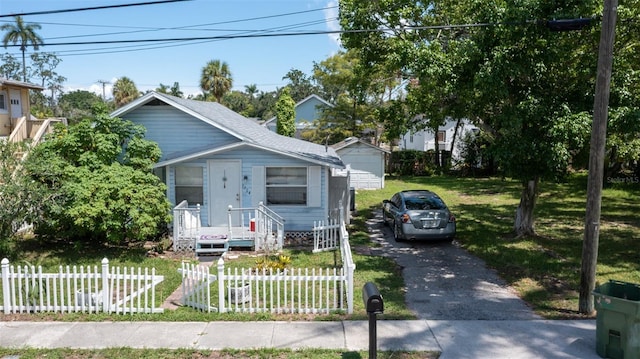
362, 282, 384, 359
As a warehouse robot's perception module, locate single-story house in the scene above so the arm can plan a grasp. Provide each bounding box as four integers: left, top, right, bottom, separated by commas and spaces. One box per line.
263, 94, 332, 139
331, 137, 389, 190
399, 118, 479, 161
111, 92, 350, 234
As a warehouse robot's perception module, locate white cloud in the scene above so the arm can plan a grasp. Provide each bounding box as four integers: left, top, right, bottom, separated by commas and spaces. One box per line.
324, 0, 341, 47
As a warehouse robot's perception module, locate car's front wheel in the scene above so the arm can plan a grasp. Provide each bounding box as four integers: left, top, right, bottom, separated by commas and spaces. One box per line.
393, 220, 403, 242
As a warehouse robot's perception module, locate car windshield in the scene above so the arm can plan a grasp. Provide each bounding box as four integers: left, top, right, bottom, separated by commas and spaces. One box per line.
404, 193, 446, 210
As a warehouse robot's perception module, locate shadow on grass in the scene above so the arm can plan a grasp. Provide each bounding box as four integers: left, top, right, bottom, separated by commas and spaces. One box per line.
353, 172, 640, 318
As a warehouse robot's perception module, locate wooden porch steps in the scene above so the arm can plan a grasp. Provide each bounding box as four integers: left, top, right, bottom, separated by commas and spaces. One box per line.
195, 237, 229, 255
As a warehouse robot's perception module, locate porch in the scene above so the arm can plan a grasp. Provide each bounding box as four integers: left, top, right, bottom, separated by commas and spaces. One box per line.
172, 200, 285, 256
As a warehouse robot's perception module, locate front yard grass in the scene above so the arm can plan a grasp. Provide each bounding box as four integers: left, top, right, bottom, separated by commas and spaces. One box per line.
4, 171, 637, 320
356, 172, 640, 319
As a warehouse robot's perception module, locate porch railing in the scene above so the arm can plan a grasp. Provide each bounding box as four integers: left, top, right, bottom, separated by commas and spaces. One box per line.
227, 202, 284, 250
172, 201, 284, 252
9, 116, 66, 145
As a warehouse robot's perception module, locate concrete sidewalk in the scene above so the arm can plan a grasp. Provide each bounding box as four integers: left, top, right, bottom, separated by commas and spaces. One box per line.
0, 319, 599, 359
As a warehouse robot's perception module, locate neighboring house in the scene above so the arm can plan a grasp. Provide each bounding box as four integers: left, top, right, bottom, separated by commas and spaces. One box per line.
0, 77, 66, 144
263, 94, 332, 138
399, 118, 479, 161
331, 137, 390, 190
111, 92, 349, 232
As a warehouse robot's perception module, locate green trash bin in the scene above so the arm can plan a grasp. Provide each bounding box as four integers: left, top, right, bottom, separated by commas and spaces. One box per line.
593, 280, 640, 359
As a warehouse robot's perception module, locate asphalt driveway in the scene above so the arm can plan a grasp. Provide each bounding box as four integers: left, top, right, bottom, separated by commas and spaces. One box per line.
367, 210, 541, 320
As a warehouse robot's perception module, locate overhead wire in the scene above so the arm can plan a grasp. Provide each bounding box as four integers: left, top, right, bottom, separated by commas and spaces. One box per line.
1, 3, 340, 58
0, 0, 192, 18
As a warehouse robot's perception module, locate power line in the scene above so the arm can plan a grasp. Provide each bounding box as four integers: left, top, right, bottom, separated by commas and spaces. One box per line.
27, 17, 339, 57
0, 0, 192, 18
0, 19, 597, 49
0, 5, 339, 41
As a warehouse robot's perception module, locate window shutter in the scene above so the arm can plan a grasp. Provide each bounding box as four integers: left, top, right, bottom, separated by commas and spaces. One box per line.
252, 166, 265, 206
308, 166, 321, 207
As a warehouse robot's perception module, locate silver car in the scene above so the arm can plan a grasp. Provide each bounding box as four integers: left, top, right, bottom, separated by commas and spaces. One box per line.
382, 190, 456, 241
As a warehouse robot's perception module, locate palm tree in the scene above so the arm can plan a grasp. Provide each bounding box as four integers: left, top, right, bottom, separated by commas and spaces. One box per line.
244, 84, 258, 99
112, 76, 139, 107
200, 59, 233, 103
1, 16, 44, 82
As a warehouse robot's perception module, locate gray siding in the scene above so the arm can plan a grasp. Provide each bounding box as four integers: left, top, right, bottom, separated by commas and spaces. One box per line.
166, 147, 329, 231
124, 105, 238, 160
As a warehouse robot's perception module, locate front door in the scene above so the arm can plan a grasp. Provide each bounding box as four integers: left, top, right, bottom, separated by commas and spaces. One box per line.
208, 160, 241, 226
9, 89, 22, 118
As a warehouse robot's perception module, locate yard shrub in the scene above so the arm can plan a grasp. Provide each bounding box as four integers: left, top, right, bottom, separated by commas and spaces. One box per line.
0, 140, 41, 256
388, 150, 439, 176
23, 104, 171, 245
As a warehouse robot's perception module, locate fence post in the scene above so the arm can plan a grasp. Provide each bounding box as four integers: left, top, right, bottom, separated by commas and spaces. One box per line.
217, 257, 226, 313
1, 258, 10, 314
101, 258, 109, 313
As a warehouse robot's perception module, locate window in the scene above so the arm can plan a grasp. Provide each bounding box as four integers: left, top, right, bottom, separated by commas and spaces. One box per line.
437, 131, 446, 142
0, 92, 6, 112
175, 166, 203, 205
266, 167, 307, 205
153, 167, 166, 184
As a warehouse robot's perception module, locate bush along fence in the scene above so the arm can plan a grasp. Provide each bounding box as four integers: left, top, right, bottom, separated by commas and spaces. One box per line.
0, 258, 164, 314
179, 207, 356, 314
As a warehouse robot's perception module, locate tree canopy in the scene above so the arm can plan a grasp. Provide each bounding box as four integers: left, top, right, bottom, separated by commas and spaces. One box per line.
1, 16, 43, 82
200, 59, 233, 103
112, 76, 140, 108
24, 105, 171, 244
339, 0, 626, 236
275, 87, 296, 137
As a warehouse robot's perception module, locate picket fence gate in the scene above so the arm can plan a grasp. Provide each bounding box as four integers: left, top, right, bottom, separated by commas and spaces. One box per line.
178, 261, 217, 312
313, 219, 340, 253
178, 205, 356, 314
0, 258, 164, 314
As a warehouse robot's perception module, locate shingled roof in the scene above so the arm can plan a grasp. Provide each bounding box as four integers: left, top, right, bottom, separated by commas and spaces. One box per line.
112, 91, 345, 169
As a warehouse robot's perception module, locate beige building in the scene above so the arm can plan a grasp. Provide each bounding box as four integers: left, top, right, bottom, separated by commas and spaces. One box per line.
0, 77, 65, 142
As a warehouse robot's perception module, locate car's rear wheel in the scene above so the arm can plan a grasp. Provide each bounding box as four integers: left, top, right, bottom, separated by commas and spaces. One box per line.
393, 220, 403, 242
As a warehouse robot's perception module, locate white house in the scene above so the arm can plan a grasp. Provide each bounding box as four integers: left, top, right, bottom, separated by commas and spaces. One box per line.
399, 118, 478, 161
331, 137, 389, 190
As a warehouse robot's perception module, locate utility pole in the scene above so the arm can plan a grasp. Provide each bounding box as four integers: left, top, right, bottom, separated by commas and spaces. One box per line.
96, 80, 110, 101
579, 0, 618, 314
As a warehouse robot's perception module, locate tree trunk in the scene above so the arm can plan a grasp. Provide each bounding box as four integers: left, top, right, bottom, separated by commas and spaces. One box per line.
433, 128, 441, 169
449, 118, 463, 168
514, 177, 539, 237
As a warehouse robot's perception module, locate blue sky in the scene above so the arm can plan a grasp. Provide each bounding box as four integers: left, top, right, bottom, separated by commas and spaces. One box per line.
0, 0, 342, 98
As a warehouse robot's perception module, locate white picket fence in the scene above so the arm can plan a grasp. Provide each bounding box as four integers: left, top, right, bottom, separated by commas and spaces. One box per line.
178, 205, 356, 314
178, 261, 217, 312
313, 219, 340, 253
1, 258, 164, 314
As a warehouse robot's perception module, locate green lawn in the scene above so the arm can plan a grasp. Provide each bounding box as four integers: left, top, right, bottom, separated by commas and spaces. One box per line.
4, 172, 637, 320
355, 172, 640, 318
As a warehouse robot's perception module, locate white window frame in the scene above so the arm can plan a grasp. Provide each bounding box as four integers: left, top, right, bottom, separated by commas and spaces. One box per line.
174, 166, 203, 206
265, 166, 308, 206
